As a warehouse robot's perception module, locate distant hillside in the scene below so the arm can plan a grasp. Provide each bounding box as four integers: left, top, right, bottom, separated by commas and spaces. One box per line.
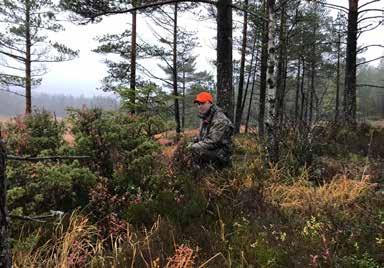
0, 91, 120, 117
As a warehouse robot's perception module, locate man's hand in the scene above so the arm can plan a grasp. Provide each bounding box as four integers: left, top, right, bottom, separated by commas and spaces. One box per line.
192, 136, 199, 143
186, 142, 194, 150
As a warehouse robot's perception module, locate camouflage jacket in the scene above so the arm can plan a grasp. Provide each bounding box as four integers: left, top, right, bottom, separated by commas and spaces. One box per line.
192, 105, 234, 152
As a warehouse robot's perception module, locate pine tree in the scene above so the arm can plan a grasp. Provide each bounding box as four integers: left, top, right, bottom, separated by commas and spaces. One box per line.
0, 0, 78, 114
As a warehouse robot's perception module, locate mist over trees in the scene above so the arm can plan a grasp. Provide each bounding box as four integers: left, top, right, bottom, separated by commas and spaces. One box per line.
0, 0, 78, 114
0, 92, 119, 116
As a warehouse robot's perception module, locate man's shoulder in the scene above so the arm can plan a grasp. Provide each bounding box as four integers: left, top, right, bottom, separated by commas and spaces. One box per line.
212, 106, 233, 127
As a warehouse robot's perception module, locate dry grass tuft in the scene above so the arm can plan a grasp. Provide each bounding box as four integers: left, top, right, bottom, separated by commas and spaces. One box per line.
165, 245, 197, 268
13, 212, 222, 267
14, 211, 97, 267
264, 176, 376, 215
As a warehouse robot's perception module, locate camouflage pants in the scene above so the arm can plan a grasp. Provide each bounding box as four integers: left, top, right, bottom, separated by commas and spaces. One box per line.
190, 146, 231, 168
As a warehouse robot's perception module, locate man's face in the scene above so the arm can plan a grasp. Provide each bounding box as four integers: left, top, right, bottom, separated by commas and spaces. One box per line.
197, 101, 212, 115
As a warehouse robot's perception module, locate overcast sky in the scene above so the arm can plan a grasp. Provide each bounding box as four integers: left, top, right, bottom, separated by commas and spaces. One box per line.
32, 0, 384, 97
38, 8, 217, 97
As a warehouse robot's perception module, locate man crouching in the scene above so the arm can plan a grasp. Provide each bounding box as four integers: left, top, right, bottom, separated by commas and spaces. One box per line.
189, 91, 234, 169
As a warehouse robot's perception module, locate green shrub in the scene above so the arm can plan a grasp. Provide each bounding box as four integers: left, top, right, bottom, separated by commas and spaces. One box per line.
67, 108, 162, 193
339, 253, 381, 268
5, 109, 65, 155
7, 161, 97, 215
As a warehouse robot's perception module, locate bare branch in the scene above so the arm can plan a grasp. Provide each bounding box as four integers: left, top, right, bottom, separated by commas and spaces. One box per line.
358, 21, 383, 33
357, 84, 384, 89
9, 214, 59, 223
0, 50, 25, 62
358, 0, 380, 11
30, 58, 76, 63
0, 88, 25, 97
318, 2, 349, 13
358, 8, 384, 14
64, 0, 268, 22
7, 155, 91, 161
358, 15, 384, 24
357, 44, 384, 53
356, 56, 384, 66
136, 41, 173, 70
137, 63, 173, 86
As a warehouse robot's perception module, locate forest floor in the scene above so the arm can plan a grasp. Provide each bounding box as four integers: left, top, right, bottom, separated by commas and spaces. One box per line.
7, 114, 384, 267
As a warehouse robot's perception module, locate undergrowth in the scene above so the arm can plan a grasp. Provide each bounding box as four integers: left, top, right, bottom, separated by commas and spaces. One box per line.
7, 113, 384, 267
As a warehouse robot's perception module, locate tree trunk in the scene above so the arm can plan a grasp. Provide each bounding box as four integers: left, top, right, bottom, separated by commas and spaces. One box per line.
309, 20, 317, 125
217, 0, 234, 121
343, 0, 358, 124
265, 0, 279, 162
280, 51, 288, 124
0, 138, 11, 268
182, 69, 186, 130
309, 58, 315, 125
25, 0, 32, 114
241, 36, 257, 113
173, 3, 181, 138
258, 0, 268, 138
234, 0, 248, 134
304, 71, 310, 123
130, 8, 137, 113
294, 58, 301, 122
276, 3, 286, 124
245, 51, 258, 134
335, 28, 341, 122
300, 60, 305, 122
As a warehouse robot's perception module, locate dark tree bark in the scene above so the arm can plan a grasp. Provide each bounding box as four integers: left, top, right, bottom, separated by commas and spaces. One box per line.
0, 138, 11, 268
304, 71, 310, 123
335, 30, 341, 122
245, 51, 258, 134
294, 58, 301, 122
309, 57, 315, 125
258, 0, 268, 138
343, 0, 358, 124
309, 21, 317, 125
130, 8, 137, 113
280, 50, 288, 124
300, 60, 305, 122
234, 0, 248, 133
217, 0, 234, 121
173, 2, 181, 138
25, 0, 32, 114
241, 35, 257, 113
182, 69, 186, 130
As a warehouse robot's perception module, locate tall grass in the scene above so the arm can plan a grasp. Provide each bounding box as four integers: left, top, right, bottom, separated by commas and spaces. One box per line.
13, 212, 227, 268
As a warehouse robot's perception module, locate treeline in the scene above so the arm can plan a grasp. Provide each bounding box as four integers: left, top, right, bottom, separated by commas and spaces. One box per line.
357, 62, 384, 120
0, 91, 119, 117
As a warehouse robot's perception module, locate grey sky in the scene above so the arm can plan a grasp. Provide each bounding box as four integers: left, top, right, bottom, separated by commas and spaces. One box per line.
33, 0, 384, 96
40, 9, 217, 96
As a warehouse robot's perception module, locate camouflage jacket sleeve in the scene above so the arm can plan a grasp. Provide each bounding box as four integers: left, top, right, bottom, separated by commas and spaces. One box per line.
192, 118, 232, 151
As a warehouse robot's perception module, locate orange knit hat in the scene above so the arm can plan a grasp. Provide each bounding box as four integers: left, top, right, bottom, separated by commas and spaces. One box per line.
194, 91, 213, 104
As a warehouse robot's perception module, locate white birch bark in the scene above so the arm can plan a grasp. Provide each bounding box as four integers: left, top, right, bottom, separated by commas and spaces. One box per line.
265, 0, 279, 162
